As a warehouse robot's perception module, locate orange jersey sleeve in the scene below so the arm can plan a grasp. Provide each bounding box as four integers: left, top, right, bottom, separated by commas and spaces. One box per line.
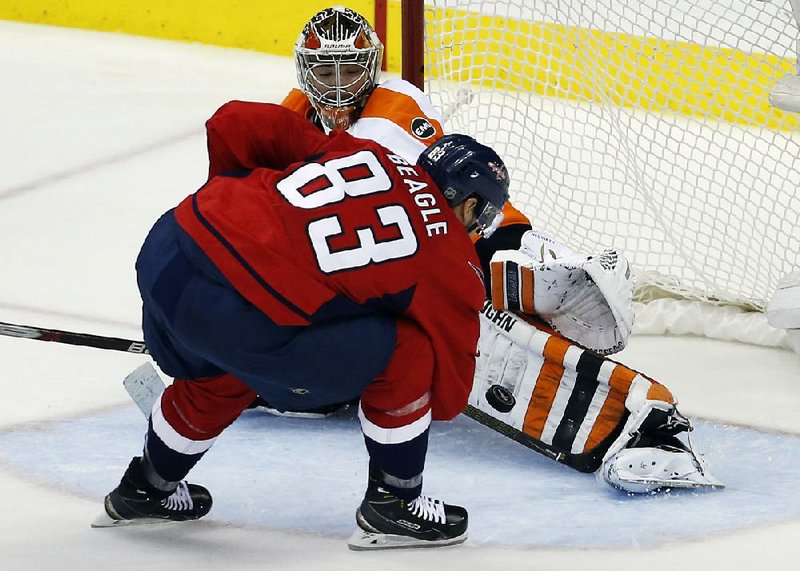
280, 81, 443, 165
348, 78, 444, 163
499, 201, 530, 227
280, 89, 314, 120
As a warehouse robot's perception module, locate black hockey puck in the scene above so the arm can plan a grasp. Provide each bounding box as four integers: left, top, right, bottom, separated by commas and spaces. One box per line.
485, 384, 516, 413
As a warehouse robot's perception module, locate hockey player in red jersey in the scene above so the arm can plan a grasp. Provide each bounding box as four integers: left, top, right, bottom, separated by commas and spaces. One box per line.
207, 5, 531, 418
95, 103, 511, 550
199, 6, 723, 494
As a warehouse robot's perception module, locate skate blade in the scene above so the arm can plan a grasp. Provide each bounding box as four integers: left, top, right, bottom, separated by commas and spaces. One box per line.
257, 409, 332, 419
91, 511, 175, 528
613, 477, 726, 494
347, 529, 467, 551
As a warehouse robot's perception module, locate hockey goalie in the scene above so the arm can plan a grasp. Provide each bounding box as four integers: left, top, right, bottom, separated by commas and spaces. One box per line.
470, 229, 724, 494
198, 5, 722, 495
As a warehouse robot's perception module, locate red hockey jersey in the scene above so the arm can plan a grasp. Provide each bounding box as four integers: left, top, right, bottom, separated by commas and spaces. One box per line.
176, 103, 484, 419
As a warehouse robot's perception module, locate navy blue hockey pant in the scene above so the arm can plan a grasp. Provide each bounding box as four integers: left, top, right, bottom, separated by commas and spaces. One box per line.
132, 211, 429, 499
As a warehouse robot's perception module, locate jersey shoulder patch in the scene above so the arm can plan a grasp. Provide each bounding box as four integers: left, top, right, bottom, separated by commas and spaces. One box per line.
360, 81, 444, 145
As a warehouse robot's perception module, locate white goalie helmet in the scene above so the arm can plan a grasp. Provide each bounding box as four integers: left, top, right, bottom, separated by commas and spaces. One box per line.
294, 6, 384, 131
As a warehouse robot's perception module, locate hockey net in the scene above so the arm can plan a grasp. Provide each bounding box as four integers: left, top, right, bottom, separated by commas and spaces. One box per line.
412, 0, 800, 347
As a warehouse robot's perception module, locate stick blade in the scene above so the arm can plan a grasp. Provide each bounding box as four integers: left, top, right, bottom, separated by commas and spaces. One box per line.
122, 363, 166, 417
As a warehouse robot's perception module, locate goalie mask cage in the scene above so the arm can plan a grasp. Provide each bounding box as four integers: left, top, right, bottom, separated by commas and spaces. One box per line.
402, 0, 800, 347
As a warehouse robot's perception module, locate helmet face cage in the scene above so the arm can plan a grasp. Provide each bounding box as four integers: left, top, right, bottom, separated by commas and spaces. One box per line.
295, 7, 383, 126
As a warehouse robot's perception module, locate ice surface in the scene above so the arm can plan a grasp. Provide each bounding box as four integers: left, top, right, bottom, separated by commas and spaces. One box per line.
1, 406, 800, 549
1, 19, 800, 571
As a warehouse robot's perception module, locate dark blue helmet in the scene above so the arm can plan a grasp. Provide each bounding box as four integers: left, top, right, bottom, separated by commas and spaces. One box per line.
417, 134, 510, 237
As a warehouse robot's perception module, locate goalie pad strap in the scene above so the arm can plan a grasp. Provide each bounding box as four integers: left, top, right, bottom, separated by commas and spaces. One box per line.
490, 255, 535, 314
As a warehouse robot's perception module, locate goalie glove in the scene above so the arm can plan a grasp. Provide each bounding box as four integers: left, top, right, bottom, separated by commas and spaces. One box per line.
490, 229, 635, 355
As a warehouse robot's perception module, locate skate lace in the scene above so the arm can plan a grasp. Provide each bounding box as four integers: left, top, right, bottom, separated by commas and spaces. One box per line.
407, 495, 446, 524
161, 481, 194, 512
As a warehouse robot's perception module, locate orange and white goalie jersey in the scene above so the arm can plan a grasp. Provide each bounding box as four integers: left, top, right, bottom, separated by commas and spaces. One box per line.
282, 78, 444, 164
470, 301, 676, 472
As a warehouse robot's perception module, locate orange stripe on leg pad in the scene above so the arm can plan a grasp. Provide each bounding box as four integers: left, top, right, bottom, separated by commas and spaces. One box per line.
582, 365, 674, 452
607, 362, 638, 395
647, 381, 675, 404
583, 388, 627, 452
523, 336, 570, 439
583, 364, 638, 451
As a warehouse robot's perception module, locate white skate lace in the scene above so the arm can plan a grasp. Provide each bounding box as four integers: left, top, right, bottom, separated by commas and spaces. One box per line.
161, 481, 194, 511
407, 495, 446, 524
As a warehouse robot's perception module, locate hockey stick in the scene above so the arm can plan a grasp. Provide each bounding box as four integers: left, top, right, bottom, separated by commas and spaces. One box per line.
0, 317, 577, 466
0, 320, 157, 418
0, 320, 149, 354
0, 318, 556, 428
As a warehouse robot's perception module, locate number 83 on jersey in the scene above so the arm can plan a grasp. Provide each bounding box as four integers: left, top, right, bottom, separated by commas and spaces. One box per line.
276, 150, 419, 274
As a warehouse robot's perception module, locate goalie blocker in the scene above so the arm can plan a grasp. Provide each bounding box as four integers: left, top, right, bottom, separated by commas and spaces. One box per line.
469, 301, 723, 493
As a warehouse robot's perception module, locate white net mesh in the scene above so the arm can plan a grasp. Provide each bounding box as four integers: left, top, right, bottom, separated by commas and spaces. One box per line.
423, 0, 800, 312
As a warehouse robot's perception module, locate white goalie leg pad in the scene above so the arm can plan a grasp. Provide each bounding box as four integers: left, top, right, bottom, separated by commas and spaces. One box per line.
471, 302, 549, 425
472, 302, 641, 455
598, 381, 723, 494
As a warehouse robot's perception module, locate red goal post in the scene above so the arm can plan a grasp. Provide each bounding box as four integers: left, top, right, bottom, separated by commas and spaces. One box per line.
400, 0, 800, 348
401, 0, 425, 89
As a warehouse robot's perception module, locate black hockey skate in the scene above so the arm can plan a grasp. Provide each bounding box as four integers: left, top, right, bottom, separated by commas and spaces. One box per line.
348, 477, 468, 550
91, 457, 212, 528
